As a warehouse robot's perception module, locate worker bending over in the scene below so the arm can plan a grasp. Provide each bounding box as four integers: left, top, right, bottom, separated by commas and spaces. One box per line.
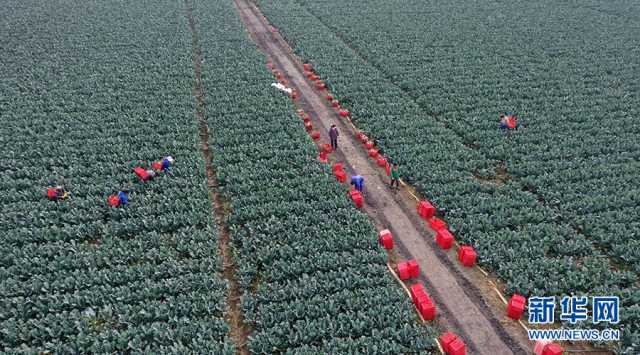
47, 185, 69, 201
499, 113, 518, 130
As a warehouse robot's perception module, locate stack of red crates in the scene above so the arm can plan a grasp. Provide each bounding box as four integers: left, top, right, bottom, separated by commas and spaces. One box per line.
409, 283, 436, 321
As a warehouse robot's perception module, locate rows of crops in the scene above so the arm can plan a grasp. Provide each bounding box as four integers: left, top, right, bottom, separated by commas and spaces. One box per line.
255, 0, 640, 352
0, 0, 236, 353
193, 0, 436, 353
1, 0, 440, 352
295, 0, 640, 274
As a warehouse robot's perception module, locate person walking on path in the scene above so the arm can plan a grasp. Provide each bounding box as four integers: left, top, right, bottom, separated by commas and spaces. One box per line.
329, 124, 339, 150
390, 163, 400, 191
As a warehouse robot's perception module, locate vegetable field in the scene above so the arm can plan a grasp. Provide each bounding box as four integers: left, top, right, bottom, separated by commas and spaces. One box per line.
1, 0, 437, 353
0, 0, 234, 353
256, 0, 640, 352
195, 0, 436, 352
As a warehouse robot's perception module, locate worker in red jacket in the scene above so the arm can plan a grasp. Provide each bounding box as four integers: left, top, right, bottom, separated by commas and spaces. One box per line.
134, 167, 157, 182
500, 113, 518, 130
47, 185, 69, 201
507, 114, 517, 130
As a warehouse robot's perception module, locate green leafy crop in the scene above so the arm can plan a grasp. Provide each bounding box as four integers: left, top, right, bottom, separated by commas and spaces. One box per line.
255, 0, 640, 352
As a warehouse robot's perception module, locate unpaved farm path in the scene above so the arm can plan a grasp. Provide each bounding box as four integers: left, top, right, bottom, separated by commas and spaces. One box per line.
234, 0, 533, 354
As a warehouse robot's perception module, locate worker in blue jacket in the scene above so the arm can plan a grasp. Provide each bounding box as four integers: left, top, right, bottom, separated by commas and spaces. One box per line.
350, 175, 364, 192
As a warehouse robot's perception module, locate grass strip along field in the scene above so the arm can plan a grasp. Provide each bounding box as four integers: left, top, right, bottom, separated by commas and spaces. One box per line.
0, 0, 234, 353
193, 0, 437, 353
256, 0, 640, 352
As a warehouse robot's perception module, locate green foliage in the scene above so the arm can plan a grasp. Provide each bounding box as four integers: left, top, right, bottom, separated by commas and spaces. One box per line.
255, 0, 640, 352
195, 0, 437, 352
0, 0, 232, 352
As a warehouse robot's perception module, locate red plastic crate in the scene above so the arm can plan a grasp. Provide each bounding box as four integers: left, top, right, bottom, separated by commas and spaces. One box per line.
449, 338, 466, 355
417, 200, 435, 219
317, 151, 328, 163
349, 190, 363, 208
368, 149, 379, 158
409, 283, 426, 304
378, 229, 394, 250
365, 142, 374, 150
376, 156, 386, 167
397, 262, 411, 280
435, 229, 454, 249
418, 297, 436, 320
458, 246, 471, 261
304, 121, 313, 132
407, 259, 420, 278
311, 131, 321, 140
458, 246, 477, 267
542, 343, 563, 355
359, 134, 368, 143
326, 94, 334, 101
332, 100, 340, 108
429, 217, 447, 231
507, 294, 526, 320
339, 110, 350, 117
335, 170, 347, 183
439, 332, 458, 354
415, 292, 429, 304
534, 341, 551, 355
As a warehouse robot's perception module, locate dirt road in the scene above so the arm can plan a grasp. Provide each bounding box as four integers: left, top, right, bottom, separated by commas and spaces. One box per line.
233, 0, 534, 353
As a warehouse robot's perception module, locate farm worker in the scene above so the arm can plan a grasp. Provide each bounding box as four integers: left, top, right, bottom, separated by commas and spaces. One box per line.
350, 175, 364, 192
117, 191, 129, 205
508, 114, 518, 130
134, 167, 156, 182
107, 191, 128, 207
152, 156, 175, 174
499, 113, 518, 130
390, 163, 400, 190
47, 185, 69, 201
499, 114, 508, 129
328, 124, 339, 150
